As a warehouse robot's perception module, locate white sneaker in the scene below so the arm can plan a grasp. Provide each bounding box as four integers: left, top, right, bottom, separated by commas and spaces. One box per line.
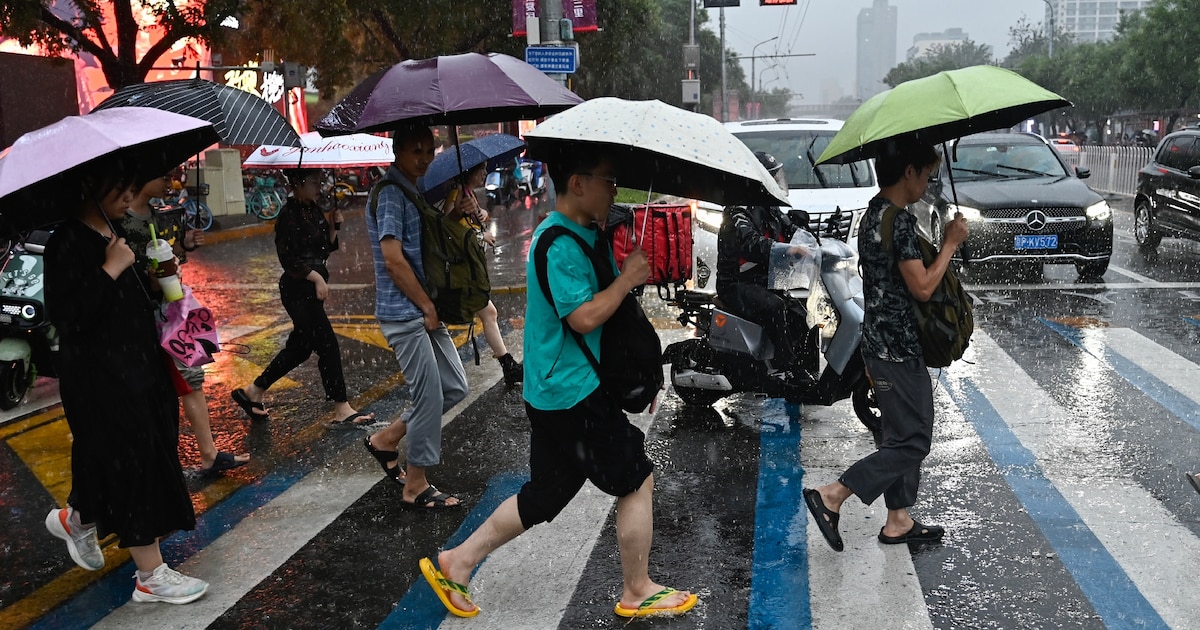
131, 563, 209, 605
45, 508, 104, 571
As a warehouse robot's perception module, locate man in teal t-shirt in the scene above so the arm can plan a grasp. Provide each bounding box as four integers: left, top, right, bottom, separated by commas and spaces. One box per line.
420, 153, 698, 620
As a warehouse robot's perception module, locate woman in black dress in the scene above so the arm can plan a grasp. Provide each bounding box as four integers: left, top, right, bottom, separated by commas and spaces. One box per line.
43, 160, 208, 604
230, 168, 373, 426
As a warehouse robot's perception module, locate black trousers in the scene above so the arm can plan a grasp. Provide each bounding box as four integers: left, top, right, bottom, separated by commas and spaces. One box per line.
254, 275, 347, 402
839, 357, 934, 510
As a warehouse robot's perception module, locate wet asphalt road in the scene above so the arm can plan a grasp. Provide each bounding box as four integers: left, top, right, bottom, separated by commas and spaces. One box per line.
4, 194, 1200, 629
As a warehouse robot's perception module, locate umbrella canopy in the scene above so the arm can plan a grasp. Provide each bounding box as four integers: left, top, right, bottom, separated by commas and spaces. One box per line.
92, 78, 302, 147
0, 108, 220, 232
244, 132, 393, 169
316, 53, 583, 136
419, 134, 526, 201
524, 98, 789, 207
817, 65, 1071, 165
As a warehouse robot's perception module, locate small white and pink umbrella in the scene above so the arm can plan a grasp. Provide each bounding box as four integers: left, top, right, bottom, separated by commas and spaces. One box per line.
243, 131, 393, 169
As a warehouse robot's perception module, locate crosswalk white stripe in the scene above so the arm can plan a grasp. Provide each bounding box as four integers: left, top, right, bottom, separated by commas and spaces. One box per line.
956, 331, 1200, 629
799, 407, 933, 630
1101, 327, 1200, 407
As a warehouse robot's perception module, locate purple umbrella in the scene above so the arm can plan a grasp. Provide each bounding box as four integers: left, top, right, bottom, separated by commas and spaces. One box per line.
0, 107, 219, 232
316, 53, 582, 136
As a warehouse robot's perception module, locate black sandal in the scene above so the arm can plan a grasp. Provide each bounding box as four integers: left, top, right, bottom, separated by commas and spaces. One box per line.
363, 436, 404, 485
231, 388, 269, 420
804, 488, 844, 551
401, 484, 461, 509
878, 520, 945, 545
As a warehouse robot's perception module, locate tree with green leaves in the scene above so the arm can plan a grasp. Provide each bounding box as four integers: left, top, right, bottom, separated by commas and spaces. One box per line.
0, 0, 244, 89
882, 39, 995, 87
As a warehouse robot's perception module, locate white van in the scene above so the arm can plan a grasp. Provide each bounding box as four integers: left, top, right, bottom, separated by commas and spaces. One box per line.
692, 118, 878, 292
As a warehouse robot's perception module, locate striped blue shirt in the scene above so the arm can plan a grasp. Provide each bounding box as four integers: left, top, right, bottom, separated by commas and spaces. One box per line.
367, 166, 426, 322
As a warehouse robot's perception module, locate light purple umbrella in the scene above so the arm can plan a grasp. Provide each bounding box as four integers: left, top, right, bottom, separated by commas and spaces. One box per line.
0, 107, 219, 231
316, 52, 583, 136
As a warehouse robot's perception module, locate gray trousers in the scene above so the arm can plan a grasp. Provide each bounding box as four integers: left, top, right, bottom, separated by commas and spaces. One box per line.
838, 356, 934, 510
380, 319, 469, 467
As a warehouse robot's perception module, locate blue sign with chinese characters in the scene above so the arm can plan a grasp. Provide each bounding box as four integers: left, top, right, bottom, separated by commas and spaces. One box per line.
525, 46, 577, 74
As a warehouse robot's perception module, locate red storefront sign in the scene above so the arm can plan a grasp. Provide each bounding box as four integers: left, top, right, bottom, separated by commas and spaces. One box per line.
513, 0, 598, 36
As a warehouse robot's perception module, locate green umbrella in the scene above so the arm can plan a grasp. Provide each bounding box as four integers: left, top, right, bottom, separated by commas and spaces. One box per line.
817, 65, 1071, 164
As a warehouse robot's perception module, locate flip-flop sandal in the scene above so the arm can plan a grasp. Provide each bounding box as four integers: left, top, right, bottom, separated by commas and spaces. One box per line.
402, 484, 461, 509
804, 488, 844, 552
878, 520, 945, 545
328, 411, 375, 429
198, 451, 249, 477
418, 557, 479, 618
231, 388, 269, 420
614, 587, 699, 618
363, 436, 404, 485
1187, 472, 1200, 496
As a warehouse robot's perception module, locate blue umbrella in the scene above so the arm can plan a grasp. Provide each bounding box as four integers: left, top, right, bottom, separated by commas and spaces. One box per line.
420, 134, 526, 202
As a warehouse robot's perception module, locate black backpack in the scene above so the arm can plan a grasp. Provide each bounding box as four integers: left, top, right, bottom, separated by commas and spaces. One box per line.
369, 180, 490, 325
878, 206, 974, 368
533, 225, 663, 413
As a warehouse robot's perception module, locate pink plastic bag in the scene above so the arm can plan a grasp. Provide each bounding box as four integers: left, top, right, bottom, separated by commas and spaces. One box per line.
158, 284, 219, 367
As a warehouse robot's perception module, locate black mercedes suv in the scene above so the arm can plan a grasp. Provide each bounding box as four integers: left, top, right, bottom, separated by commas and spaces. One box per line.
910, 132, 1113, 278
1133, 128, 1200, 261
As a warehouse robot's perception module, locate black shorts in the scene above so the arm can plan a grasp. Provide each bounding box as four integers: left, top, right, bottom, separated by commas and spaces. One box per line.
516, 387, 655, 530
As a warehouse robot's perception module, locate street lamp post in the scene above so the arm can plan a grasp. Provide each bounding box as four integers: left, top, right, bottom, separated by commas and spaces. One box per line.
751, 36, 779, 94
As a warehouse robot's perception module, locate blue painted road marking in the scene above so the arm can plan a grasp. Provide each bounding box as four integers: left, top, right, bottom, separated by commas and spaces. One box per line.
749, 399, 811, 630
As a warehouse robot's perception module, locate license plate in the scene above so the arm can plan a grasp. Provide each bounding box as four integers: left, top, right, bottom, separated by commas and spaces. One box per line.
1014, 234, 1058, 250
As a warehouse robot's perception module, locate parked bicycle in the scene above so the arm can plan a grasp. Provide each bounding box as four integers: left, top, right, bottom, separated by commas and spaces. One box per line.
244, 170, 286, 220
161, 182, 214, 231
316, 179, 355, 212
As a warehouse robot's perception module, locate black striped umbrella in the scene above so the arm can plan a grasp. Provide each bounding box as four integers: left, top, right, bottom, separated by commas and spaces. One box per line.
92, 79, 301, 147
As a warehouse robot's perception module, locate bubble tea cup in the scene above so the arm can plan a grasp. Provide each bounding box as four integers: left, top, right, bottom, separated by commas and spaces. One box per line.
146, 238, 184, 302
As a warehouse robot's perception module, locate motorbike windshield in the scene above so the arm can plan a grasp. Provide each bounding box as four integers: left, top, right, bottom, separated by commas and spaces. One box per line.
767, 230, 821, 291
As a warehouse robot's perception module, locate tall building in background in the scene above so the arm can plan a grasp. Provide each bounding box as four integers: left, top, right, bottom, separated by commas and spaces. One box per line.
1048, 0, 1152, 43
856, 0, 896, 101
907, 28, 970, 61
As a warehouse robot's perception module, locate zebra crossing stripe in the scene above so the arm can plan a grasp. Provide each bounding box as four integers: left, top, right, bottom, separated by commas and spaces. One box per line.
749, 399, 811, 629
1039, 318, 1200, 432
944, 330, 1200, 629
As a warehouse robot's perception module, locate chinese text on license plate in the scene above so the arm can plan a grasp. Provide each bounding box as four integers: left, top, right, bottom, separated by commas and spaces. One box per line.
1015, 235, 1058, 250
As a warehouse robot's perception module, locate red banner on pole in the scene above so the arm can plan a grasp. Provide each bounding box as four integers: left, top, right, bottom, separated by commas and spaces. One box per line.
513, 0, 598, 36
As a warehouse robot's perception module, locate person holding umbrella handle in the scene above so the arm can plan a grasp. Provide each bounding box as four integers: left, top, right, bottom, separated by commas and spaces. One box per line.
43, 159, 209, 604
804, 137, 967, 552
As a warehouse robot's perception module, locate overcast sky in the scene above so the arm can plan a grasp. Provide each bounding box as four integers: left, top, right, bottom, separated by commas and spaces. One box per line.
709, 0, 1052, 103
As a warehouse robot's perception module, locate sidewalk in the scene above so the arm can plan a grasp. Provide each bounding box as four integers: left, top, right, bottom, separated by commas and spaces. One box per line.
201, 197, 367, 245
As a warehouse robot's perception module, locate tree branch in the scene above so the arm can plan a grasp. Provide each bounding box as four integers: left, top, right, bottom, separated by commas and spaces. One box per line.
38, 5, 111, 62
369, 9, 410, 61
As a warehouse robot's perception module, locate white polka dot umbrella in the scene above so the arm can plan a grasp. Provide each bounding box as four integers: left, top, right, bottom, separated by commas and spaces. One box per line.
524, 98, 789, 207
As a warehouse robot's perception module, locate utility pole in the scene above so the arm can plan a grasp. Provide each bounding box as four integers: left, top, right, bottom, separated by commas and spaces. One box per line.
539, 0, 568, 87
1043, 0, 1055, 58
720, 7, 727, 121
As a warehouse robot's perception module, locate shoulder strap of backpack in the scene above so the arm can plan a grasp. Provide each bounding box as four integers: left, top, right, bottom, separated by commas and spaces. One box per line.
879, 204, 902, 259
533, 225, 603, 375
367, 179, 401, 224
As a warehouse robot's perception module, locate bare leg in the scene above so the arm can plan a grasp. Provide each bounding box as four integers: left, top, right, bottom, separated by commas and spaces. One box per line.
243, 383, 266, 403
367, 423, 407, 481
332, 400, 373, 422
614, 474, 692, 611
403, 464, 459, 506
128, 542, 165, 573
881, 508, 916, 538
183, 390, 249, 469
816, 480, 854, 515
478, 301, 506, 358
437, 496, 526, 613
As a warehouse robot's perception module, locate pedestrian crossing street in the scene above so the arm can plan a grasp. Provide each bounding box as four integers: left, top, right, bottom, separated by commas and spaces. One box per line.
12, 300, 1200, 629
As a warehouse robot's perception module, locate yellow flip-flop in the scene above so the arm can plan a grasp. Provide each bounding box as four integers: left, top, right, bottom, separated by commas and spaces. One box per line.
418, 557, 480, 618
613, 587, 698, 618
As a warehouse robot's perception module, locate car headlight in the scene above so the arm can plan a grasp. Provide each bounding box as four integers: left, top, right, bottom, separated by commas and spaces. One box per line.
695, 206, 724, 231
1085, 200, 1112, 221
947, 204, 983, 221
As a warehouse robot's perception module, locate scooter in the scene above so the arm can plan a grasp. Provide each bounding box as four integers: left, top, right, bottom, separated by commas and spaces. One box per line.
663, 229, 881, 434
0, 229, 58, 410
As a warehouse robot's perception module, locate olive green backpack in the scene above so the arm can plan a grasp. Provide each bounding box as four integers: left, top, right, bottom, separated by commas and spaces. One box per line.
879, 206, 973, 368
